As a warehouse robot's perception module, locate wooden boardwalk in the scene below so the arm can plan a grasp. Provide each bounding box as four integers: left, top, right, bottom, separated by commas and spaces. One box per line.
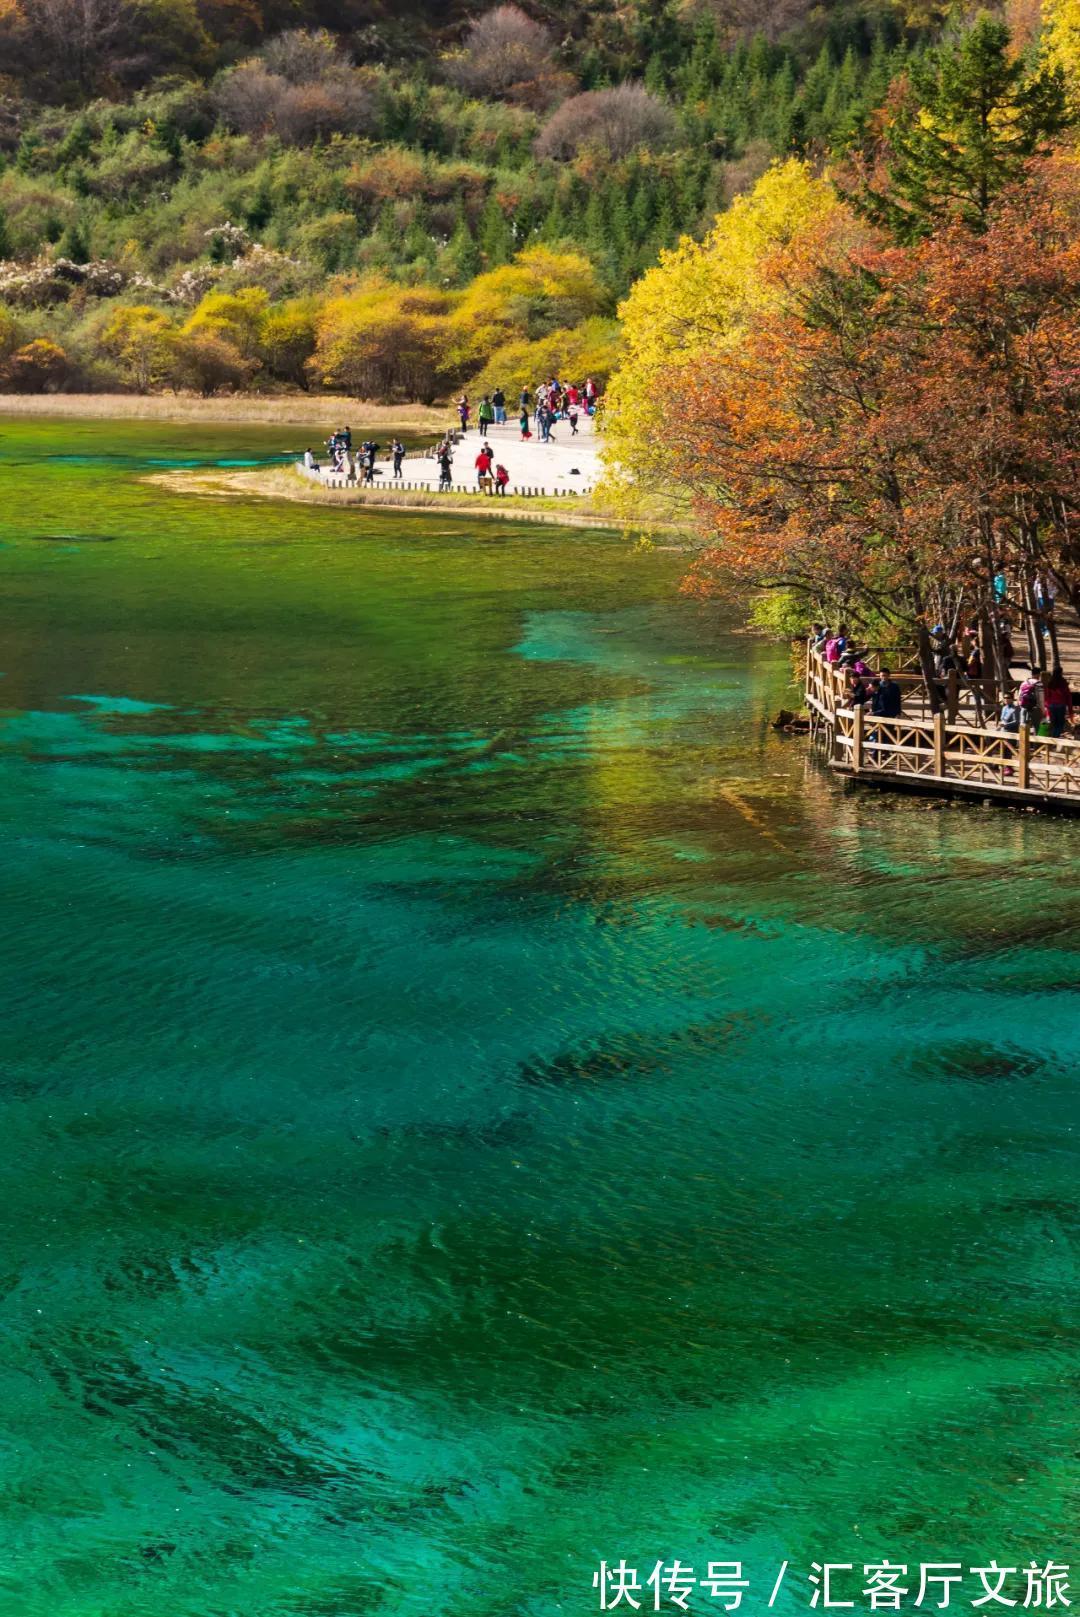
805, 639, 1080, 812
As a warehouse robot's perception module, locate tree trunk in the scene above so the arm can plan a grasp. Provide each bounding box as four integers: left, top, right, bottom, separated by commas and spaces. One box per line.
916, 621, 941, 714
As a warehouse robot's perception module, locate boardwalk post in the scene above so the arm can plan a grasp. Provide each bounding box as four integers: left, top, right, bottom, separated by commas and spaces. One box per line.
852, 703, 865, 772
1018, 722, 1030, 789
802, 639, 1079, 807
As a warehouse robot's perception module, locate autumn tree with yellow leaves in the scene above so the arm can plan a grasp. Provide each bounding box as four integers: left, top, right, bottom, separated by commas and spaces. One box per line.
599, 160, 837, 518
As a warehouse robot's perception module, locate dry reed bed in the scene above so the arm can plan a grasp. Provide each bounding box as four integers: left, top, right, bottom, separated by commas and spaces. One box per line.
0, 393, 449, 431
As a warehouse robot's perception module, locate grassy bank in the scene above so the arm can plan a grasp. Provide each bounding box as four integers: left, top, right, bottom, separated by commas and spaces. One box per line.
148, 463, 692, 538
0, 394, 450, 432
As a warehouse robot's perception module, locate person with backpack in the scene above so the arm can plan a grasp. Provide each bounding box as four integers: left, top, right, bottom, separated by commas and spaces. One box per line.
438, 447, 453, 490
478, 396, 495, 438
1018, 670, 1045, 729
824, 626, 848, 664
457, 394, 471, 432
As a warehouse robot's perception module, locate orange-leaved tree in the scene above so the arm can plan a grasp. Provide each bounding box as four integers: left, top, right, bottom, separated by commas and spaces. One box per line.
659, 155, 1080, 687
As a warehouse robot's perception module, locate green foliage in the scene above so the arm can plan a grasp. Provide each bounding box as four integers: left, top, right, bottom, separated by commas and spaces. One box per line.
0, 7, 913, 305
56, 221, 90, 262
0, 3, 974, 400
855, 13, 1071, 238
748, 591, 814, 639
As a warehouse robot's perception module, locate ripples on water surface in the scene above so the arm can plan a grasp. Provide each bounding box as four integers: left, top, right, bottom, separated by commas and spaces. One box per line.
0, 419, 1078, 1616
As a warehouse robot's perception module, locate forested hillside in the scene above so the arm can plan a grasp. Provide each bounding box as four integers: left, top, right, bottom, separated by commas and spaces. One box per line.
0, 0, 972, 396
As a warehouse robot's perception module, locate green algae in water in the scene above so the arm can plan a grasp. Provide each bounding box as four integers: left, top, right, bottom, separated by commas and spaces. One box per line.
0, 416, 1078, 1616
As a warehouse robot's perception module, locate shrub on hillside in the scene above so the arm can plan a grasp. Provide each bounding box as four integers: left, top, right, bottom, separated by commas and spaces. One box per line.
0, 176, 77, 258
168, 329, 255, 393
447, 244, 607, 368
3, 336, 70, 390
293, 211, 359, 271
259, 299, 317, 387
0, 255, 146, 306
343, 147, 429, 206
214, 30, 379, 144
84, 129, 175, 199
99, 303, 175, 391
443, 5, 572, 110
535, 85, 676, 162
217, 245, 312, 300
181, 286, 267, 356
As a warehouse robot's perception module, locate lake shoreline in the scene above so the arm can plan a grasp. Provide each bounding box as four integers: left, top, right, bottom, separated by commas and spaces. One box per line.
146, 464, 695, 540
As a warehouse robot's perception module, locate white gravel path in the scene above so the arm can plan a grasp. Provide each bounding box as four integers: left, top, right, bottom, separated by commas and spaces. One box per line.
316, 413, 602, 497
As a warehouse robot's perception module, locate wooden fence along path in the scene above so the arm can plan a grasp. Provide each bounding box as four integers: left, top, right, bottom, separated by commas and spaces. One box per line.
313, 477, 581, 498
805, 642, 1080, 810
297, 434, 589, 500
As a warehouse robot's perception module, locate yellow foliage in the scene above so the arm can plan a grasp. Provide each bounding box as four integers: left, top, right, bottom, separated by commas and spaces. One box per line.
464, 316, 621, 398
182, 287, 268, 357
309, 278, 458, 402
1043, 0, 1080, 93
0, 302, 18, 363
446, 244, 605, 369
599, 159, 838, 513
306, 251, 606, 400
259, 298, 317, 387
5, 337, 69, 392
101, 304, 175, 391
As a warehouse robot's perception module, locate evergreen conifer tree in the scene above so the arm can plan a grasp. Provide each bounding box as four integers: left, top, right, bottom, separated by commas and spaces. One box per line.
856, 14, 1070, 239
445, 202, 480, 282
539, 192, 568, 246
478, 193, 513, 264
58, 220, 90, 262
245, 174, 273, 233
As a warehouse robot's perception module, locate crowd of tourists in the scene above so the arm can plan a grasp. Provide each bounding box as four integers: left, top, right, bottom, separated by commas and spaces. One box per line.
812, 626, 904, 719
302, 375, 600, 495
430, 434, 511, 495
455, 376, 600, 442
303, 426, 407, 483
812, 622, 1077, 738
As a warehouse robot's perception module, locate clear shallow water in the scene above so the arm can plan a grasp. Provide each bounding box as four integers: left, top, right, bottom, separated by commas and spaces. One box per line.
0, 417, 1078, 1617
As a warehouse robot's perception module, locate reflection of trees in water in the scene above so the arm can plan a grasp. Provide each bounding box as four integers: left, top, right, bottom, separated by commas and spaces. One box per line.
792, 741, 1080, 951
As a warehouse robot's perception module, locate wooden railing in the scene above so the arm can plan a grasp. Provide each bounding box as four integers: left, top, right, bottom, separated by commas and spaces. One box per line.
805, 645, 1080, 806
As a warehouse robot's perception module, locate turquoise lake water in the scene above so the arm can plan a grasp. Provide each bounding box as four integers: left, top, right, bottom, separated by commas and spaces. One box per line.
0, 418, 1078, 1616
